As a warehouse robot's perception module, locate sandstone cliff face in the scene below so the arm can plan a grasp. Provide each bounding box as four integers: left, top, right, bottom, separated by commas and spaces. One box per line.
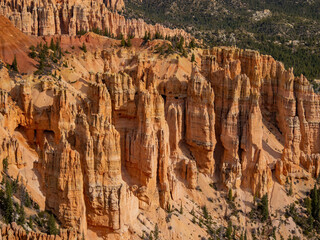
182, 68, 215, 178
1, 29, 320, 238
0, 0, 190, 40
200, 47, 320, 195
0, 64, 137, 237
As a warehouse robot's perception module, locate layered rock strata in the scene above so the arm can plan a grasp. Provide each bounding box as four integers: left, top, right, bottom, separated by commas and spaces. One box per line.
0, 0, 190, 39
1, 30, 320, 238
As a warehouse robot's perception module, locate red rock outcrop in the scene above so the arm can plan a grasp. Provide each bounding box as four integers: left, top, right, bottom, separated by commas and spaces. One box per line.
0, 16, 37, 73
199, 47, 320, 195
0, 0, 190, 40
1, 25, 320, 238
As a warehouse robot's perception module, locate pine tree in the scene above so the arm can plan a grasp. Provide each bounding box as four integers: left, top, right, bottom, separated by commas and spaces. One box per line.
305, 197, 312, 215
81, 43, 87, 53
121, 36, 126, 47
178, 36, 185, 52
149, 231, 153, 240
226, 221, 232, 240
143, 31, 151, 42
127, 37, 132, 47
11, 55, 18, 71
48, 214, 59, 235
4, 179, 14, 223
307, 215, 314, 231
311, 184, 319, 220
12, 176, 19, 193
50, 38, 56, 51
154, 31, 163, 40
2, 157, 8, 172
260, 194, 269, 222
39, 59, 44, 71
202, 205, 209, 219
228, 188, 233, 201
191, 53, 195, 62
179, 202, 183, 214
154, 224, 159, 240
17, 201, 25, 226
189, 39, 196, 48
190, 207, 195, 216
24, 191, 32, 208
28, 216, 33, 230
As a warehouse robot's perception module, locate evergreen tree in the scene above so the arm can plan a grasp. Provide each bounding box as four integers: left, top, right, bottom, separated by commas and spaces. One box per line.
24, 191, 32, 208
11, 55, 18, 71
48, 214, 59, 235
305, 197, 312, 215
3, 157, 8, 172
178, 36, 185, 52
228, 188, 233, 201
179, 202, 183, 214
191, 53, 195, 62
127, 37, 132, 47
4, 179, 14, 223
307, 215, 314, 231
38, 58, 45, 71
149, 231, 153, 240
189, 38, 196, 48
17, 201, 25, 226
121, 36, 126, 47
182, 49, 188, 58
81, 43, 87, 53
226, 221, 232, 240
311, 184, 319, 220
154, 224, 159, 240
154, 31, 163, 39
260, 194, 269, 222
190, 207, 195, 216
28, 216, 33, 230
143, 31, 150, 42
202, 205, 209, 219
117, 33, 124, 40
50, 38, 56, 51
12, 176, 19, 193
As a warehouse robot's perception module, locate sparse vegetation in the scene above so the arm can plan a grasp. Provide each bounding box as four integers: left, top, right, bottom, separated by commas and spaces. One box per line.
17, 201, 26, 226
124, 0, 320, 82
259, 194, 269, 222
228, 189, 233, 202
48, 214, 59, 235
191, 53, 195, 62
80, 43, 87, 53
11, 55, 18, 72
29, 39, 63, 75
2, 157, 8, 172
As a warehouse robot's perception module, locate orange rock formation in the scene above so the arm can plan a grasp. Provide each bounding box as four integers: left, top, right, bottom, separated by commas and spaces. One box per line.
0, 0, 190, 40
0, 18, 319, 239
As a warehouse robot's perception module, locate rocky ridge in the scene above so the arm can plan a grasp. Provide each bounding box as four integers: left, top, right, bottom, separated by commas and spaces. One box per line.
0, 19, 319, 239
0, 0, 190, 39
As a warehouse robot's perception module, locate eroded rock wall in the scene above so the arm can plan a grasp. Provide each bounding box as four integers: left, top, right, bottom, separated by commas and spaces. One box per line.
0, 0, 190, 39
1, 41, 320, 238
